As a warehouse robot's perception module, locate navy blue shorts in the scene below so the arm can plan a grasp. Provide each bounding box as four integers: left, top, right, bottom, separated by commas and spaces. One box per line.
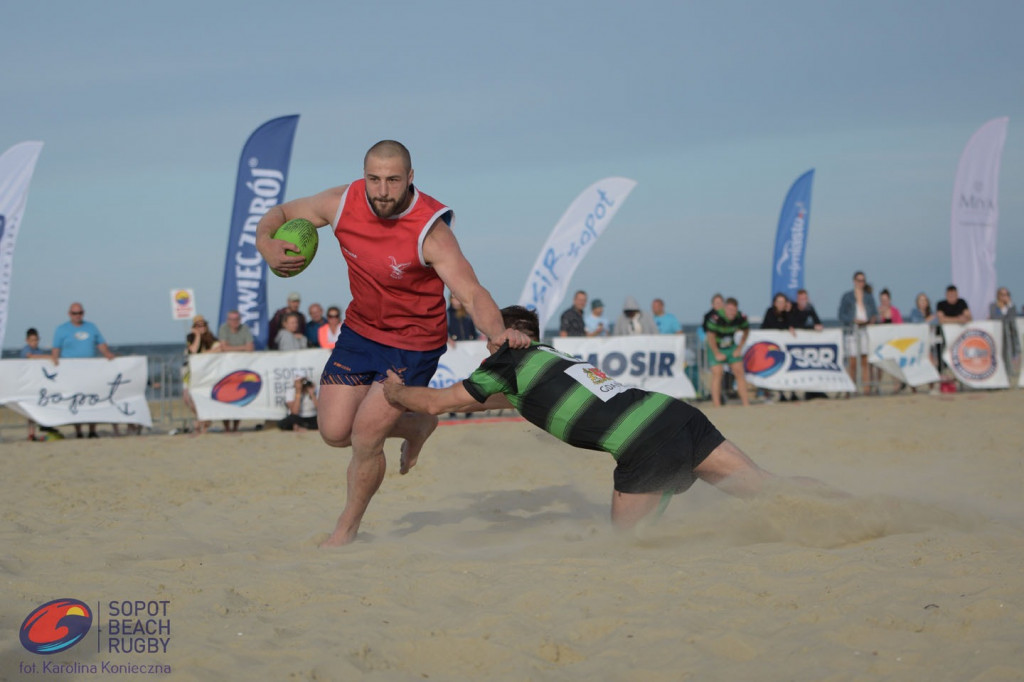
320, 324, 446, 387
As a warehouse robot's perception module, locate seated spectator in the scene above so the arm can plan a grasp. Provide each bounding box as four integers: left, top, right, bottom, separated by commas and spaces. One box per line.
275, 311, 309, 350
318, 305, 344, 349
877, 289, 903, 324
278, 372, 319, 431
613, 296, 658, 335
761, 293, 790, 330
584, 298, 610, 336
789, 289, 823, 331
651, 298, 682, 334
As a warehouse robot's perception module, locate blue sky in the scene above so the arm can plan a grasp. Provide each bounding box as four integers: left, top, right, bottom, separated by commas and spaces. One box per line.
4, 0, 1023, 347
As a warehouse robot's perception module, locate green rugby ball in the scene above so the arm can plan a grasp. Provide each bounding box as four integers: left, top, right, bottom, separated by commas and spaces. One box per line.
271, 218, 318, 277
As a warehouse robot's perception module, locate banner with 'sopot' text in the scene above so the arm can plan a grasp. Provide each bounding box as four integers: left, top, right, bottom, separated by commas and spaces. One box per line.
0, 356, 152, 427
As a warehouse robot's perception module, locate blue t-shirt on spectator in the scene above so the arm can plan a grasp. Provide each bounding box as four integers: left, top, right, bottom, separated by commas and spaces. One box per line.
654, 313, 681, 334
20, 344, 49, 358
53, 321, 106, 358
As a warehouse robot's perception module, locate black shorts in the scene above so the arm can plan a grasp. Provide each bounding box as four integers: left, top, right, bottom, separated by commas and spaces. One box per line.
612, 406, 725, 495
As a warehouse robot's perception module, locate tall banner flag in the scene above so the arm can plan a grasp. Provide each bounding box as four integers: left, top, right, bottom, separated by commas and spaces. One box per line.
518, 177, 636, 331
0, 141, 44, 351
951, 117, 1009, 318
219, 115, 300, 350
771, 169, 814, 302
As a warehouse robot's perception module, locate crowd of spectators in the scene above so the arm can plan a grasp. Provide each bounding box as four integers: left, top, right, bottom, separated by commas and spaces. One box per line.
15, 279, 1022, 440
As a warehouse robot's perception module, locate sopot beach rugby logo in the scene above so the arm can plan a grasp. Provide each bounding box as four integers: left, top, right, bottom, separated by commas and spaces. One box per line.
20, 599, 93, 654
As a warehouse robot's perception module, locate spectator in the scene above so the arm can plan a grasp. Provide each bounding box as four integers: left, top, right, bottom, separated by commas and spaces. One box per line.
305, 303, 326, 348
837, 271, 877, 391
318, 306, 344, 349
217, 309, 255, 352
936, 285, 972, 324
275, 311, 309, 350
559, 290, 588, 337
705, 298, 751, 407
584, 298, 610, 337
277, 372, 319, 432
761, 293, 790, 330
183, 315, 220, 434
651, 298, 682, 334
447, 294, 478, 344
51, 302, 115, 438
989, 287, 1020, 379
20, 328, 59, 441
268, 292, 306, 349
789, 289, 823, 331
907, 293, 935, 324
216, 309, 253, 433
613, 296, 658, 335
877, 289, 903, 324
702, 293, 725, 336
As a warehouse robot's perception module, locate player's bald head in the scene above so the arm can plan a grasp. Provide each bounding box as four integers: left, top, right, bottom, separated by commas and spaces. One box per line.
364, 140, 412, 173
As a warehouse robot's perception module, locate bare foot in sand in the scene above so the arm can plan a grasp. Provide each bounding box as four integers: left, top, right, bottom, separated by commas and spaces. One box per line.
319, 527, 357, 547
399, 414, 438, 475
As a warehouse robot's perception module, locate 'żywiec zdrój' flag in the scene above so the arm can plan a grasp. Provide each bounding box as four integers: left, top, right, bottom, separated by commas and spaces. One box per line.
518, 177, 637, 331
0, 141, 44, 351
219, 115, 300, 349
771, 169, 813, 302
950, 117, 1009, 318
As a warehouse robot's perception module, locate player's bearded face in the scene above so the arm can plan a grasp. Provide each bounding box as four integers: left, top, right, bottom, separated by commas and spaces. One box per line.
364, 155, 413, 218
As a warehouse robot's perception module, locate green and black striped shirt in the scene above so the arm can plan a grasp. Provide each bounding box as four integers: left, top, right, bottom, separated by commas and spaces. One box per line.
463, 343, 696, 462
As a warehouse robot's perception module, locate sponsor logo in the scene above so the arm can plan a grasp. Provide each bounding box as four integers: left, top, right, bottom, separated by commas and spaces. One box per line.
742, 342, 786, 377
388, 256, 411, 279
951, 329, 997, 380
582, 366, 612, 384
20, 599, 93, 655
173, 290, 191, 306
787, 343, 841, 371
873, 337, 926, 368
211, 370, 262, 406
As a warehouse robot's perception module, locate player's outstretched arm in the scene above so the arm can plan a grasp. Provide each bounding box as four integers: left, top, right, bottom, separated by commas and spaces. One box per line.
383, 370, 510, 415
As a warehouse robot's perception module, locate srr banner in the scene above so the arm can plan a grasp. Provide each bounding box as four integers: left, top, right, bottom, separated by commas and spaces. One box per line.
0, 357, 153, 427
740, 329, 856, 392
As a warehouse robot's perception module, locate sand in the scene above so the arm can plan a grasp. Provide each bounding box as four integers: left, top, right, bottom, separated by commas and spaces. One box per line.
3, 391, 1024, 681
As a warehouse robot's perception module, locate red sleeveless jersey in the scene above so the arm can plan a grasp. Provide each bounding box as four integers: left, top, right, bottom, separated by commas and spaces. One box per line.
332, 179, 451, 350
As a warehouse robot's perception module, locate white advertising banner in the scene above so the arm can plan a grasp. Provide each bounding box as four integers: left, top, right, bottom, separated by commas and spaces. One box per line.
950, 117, 1009, 318
865, 324, 941, 387
0, 356, 152, 427
941, 321, 1009, 389
518, 177, 636, 331
0, 141, 44, 351
739, 329, 856, 392
428, 340, 489, 388
552, 334, 696, 398
188, 349, 329, 420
